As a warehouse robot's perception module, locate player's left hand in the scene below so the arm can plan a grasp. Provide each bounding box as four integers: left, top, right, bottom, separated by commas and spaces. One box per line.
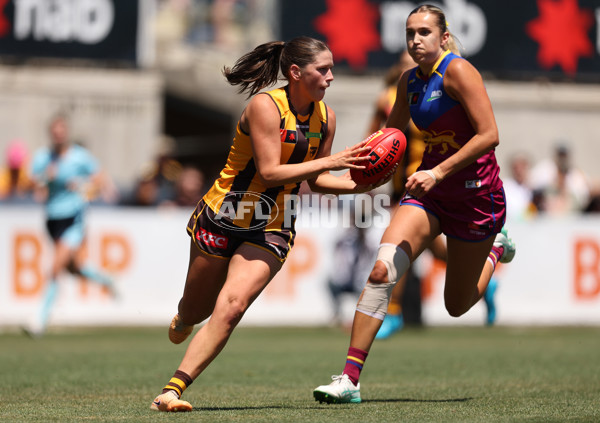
405, 169, 437, 198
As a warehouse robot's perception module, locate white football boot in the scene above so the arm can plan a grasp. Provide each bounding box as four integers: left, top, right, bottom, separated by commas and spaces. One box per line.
493, 228, 516, 263
313, 374, 361, 404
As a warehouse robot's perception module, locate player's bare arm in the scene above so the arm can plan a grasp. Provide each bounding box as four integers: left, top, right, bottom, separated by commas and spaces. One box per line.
247, 95, 369, 188
385, 71, 412, 133
433, 58, 499, 181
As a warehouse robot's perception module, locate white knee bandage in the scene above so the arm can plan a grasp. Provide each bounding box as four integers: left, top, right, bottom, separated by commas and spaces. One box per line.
356, 243, 410, 320
375, 243, 410, 284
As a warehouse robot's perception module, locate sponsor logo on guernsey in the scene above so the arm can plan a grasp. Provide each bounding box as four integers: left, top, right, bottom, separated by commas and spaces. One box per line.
468, 228, 486, 236
465, 179, 482, 189
468, 222, 491, 236
427, 90, 443, 102
408, 92, 420, 105
305, 131, 322, 139
280, 129, 297, 143
197, 228, 229, 249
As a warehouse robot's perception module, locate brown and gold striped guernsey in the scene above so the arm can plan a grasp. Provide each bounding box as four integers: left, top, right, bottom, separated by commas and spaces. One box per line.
202, 86, 328, 231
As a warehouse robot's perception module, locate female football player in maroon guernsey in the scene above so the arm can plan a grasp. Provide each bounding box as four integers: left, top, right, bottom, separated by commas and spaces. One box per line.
314, 4, 516, 404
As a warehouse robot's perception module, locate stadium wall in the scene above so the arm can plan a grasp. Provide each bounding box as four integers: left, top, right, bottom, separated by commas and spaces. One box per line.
0, 66, 163, 188
1, 207, 599, 328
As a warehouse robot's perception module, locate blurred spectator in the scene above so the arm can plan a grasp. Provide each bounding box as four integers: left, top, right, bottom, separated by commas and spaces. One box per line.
0, 139, 34, 203
126, 176, 160, 207
583, 177, 600, 213
123, 158, 206, 208
211, 0, 242, 49
530, 143, 590, 215
160, 165, 206, 208
155, 0, 190, 44
584, 189, 600, 213
502, 152, 536, 220
121, 137, 182, 207
156, 0, 270, 51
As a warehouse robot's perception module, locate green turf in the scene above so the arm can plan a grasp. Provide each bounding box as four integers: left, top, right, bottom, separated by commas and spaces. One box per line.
1, 326, 599, 422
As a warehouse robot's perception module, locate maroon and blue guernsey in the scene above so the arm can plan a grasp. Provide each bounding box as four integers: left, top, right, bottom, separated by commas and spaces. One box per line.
407, 50, 503, 200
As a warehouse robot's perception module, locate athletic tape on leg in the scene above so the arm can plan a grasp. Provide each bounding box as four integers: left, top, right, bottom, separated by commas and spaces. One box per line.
376, 243, 410, 284
356, 243, 410, 320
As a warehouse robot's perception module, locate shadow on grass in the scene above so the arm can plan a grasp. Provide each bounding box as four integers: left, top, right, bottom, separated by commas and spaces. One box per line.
363, 397, 474, 403
194, 406, 322, 412
193, 397, 473, 411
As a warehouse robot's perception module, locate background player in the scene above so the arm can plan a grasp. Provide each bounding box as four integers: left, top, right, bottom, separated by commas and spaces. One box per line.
27, 113, 117, 337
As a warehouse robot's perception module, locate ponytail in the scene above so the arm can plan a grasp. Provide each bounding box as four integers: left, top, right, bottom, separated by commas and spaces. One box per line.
223, 41, 285, 98
445, 28, 463, 57
223, 36, 331, 98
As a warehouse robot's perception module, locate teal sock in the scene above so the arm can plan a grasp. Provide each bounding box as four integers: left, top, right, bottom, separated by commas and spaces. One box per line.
80, 265, 113, 288
39, 281, 59, 330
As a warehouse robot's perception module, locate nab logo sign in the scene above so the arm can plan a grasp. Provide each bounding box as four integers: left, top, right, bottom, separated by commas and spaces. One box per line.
9, 0, 114, 44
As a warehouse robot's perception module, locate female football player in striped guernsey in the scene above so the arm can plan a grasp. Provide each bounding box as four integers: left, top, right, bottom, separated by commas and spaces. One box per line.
150, 36, 376, 412
314, 4, 516, 404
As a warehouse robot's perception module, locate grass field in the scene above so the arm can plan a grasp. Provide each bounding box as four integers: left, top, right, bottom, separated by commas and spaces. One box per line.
1, 325, 599, 422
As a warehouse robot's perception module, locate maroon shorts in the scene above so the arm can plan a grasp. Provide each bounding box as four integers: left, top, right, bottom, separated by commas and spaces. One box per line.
186, 200, 294, 262
400, 188, 506, 241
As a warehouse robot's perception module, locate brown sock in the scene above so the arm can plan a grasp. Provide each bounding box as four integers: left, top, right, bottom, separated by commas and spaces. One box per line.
162, 370, 193, 397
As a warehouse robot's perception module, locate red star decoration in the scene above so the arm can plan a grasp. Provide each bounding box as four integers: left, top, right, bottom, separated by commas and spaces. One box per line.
0, 0, 10, 38
526, 0, 594, 76
314, 0, 380, 69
